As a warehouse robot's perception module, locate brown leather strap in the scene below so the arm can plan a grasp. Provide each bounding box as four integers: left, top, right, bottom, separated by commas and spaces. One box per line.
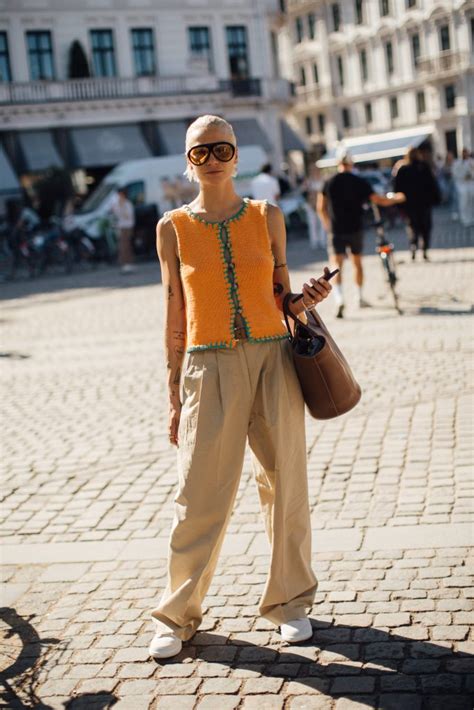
283, 293, 320, 338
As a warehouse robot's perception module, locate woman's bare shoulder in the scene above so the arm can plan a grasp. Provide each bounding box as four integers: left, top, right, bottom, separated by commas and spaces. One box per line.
156, 211, 179, 253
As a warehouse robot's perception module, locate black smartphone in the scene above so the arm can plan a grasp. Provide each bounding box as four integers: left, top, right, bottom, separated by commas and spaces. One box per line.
292, 268, 340, 303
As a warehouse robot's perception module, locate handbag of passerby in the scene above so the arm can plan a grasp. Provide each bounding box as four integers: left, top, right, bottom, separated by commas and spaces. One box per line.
149, 114, 332, 659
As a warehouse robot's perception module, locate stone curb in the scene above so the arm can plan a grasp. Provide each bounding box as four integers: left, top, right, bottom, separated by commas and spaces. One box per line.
1, 523, 472, 567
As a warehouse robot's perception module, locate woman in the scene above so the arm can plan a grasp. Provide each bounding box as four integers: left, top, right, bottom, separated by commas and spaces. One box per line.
150, 115, 332, 659
394, 147, 441, 261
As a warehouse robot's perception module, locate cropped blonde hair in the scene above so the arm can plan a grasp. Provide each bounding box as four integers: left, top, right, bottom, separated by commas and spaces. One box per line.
184, 115, 237, 183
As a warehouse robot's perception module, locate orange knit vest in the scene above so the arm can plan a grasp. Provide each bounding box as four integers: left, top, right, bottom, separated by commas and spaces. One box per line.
169, 198, 288, 352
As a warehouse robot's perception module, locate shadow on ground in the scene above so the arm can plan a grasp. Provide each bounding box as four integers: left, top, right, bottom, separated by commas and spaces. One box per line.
0, 607, 118, 710
156, 622, 474, 708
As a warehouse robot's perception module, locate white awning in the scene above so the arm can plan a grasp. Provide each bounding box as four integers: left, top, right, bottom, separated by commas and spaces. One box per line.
0, 146, 21, 194
70, 124, 151, 167
317, 125, 434, 168
18, 130, 63, 172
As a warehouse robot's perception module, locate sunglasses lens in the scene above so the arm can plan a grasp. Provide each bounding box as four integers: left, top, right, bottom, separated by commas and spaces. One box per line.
189, 146, 210, 165
213, 143, 235, 162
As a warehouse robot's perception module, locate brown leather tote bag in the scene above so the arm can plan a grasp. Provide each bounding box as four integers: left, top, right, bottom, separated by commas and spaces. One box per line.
283, 293, 361, 420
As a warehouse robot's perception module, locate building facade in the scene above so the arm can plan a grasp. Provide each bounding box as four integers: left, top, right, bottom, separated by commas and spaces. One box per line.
0, 0, 303, 197
282, 0, 474, 165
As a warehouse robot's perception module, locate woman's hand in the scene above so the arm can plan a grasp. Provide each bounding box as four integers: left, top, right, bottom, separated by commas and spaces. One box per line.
168, 400, 182, 447
302, 266, 332, 308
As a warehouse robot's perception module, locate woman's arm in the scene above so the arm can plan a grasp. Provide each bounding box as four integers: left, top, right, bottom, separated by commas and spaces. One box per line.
156, 215, 186, 446
266, 203, 331, 316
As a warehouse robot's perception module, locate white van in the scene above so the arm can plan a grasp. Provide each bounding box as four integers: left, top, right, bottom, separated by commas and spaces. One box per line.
67, 145, 268, 238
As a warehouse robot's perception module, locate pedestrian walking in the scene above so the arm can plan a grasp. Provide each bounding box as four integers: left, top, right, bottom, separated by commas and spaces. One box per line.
303, 165, 326, 249
250, 163, 281, 204
452, 148, 474, 227
150, 114, 332, 659
317, 150, 405, 318
110, 187, 135, 274
394, 148, 441, 261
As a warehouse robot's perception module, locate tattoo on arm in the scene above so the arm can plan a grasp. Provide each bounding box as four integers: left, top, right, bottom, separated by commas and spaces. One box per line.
168, 285, 174, 299
274, 262, 287, 269
172, 367, 181, 386
273, 282, 284, 296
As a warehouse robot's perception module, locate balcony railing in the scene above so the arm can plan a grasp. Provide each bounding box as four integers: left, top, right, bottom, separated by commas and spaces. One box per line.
0, 75, 225, 105
218, 78, 262, 97
416, 50, 470, 76
295, 84, 332, 102
0, 75, 293, 106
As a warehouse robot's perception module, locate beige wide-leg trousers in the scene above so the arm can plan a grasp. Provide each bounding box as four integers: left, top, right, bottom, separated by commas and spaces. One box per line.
151, 338, 317, 642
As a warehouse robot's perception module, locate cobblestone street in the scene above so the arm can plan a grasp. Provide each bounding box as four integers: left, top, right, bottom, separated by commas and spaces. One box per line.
1, 211, 473, 709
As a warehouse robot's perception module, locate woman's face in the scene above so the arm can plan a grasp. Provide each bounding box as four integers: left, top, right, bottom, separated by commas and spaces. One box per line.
186, 127, 238, 186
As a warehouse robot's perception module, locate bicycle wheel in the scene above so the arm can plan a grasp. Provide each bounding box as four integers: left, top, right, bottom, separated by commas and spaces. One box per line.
382, 252, 402, 314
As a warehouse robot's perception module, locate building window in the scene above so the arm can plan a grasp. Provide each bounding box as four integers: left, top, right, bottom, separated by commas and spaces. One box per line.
416, 90, 426, 115
90, 29, 116, 77
390, 95, 398, 119
342, 107, 351, 129
299, 65, 306, 86
305, 115, 313, 135
308, 13, 316, 39
26, 30, 54, 80
226, 26, 250, 79
380, 0, 390, 17
407, 0, 416, 7
332, 3, 341, 32
318, 113, 326, 133
471, 17, 474, 47
445, 129, 458, 158
131, 29, 155, 76
359, 48, 368, 82
439, 24, 451, 52
295, 17, 304, 43
385, 40, 394, 75
411, 33, 420, 67
313, 62, 319, 83
0, 32, 11, 81
445, 83, 456, 109
337, 55, 344, 85
189, 27, 213, 72
365, 102, 373, 124
355, 0, 364, 25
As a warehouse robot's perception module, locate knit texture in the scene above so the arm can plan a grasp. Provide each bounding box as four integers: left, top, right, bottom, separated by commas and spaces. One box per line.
169, 198, 288, 352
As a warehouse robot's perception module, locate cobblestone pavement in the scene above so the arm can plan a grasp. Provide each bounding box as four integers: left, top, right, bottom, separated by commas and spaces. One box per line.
1, 209, 473, 709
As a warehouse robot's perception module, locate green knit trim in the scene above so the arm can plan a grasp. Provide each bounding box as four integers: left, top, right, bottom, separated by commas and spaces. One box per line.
216, 222, 251, 341
187, 341, 232, 352
183, 198, 249, 225
186, 332, 289, 353
248, 333, 290, 344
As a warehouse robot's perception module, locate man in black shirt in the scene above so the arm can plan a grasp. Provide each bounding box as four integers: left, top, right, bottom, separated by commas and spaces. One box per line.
317, 151, 405, 318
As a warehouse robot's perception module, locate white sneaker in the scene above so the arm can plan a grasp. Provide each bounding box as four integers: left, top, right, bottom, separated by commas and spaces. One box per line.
121, 264, 136, 274
280, 617, 313, 643
149, 630, 182, 659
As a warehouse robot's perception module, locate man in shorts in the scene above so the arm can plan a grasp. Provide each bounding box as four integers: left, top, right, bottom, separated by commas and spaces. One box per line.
317, 150, 405, 318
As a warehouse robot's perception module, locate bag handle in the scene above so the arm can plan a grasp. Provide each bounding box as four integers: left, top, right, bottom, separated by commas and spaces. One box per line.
283, 292, 320, 338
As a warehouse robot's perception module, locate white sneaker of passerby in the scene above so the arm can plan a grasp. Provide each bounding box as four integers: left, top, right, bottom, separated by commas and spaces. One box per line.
149, 629, 182, 659
280, 617, 313, 643
121, 264, 136, 274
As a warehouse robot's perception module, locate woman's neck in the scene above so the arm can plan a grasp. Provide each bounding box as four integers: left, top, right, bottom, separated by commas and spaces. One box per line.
192, 181, 242, 220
